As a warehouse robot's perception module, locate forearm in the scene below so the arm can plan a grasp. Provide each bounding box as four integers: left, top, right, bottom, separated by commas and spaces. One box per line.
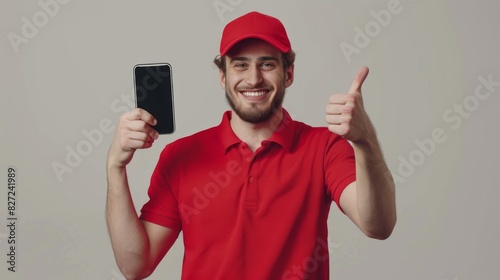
106, 166, 152, 278
352, 137, 396, 238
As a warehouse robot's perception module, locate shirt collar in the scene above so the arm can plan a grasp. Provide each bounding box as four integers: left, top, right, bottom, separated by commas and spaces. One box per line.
219, 111, 241, 152
218, 109, 296, 153
266, 108, 296, 152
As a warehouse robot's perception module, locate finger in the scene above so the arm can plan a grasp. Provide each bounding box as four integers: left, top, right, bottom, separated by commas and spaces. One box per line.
127, 120, 151, 132
126, 108, 157, 126
126, 120, 159, 139
325, 103, 354, 115
121, 131, 156, 149
325, 114, 346, 125
325, 104, 343, 115
328, 93, 352, 104
125, 138, 154, 150
328, 123, 350, 137
126, 130, 156, 142
348, 66, 369, 94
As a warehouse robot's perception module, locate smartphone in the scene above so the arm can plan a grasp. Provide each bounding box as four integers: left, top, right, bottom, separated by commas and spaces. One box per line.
134, 63, 175, 134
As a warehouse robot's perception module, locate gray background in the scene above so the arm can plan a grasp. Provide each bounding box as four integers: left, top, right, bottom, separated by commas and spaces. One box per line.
1, 0, 499, 279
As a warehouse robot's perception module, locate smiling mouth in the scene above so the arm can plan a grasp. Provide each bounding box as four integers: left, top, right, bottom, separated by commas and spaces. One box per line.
241, 91, 268, 97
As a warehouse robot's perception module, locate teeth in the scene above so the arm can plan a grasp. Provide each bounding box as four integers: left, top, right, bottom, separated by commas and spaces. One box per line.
242, 91, 267, 97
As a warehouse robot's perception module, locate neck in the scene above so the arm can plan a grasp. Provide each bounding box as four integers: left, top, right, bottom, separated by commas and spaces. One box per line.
230, 108, 284, 152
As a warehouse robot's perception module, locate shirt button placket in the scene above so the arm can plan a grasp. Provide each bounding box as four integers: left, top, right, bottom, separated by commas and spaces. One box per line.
239, 143, 258, 208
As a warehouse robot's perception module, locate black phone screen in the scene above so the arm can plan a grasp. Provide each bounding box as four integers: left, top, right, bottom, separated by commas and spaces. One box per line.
134, 63, 175, 134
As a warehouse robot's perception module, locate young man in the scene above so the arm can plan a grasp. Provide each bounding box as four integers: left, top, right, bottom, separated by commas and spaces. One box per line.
106, 11, 396, 280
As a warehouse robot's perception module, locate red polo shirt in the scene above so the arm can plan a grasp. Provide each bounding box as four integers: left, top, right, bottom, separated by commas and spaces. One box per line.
139, 109, 356, 280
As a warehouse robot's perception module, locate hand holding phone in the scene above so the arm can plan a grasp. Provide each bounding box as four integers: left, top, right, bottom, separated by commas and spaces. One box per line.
134, 63, 175, 134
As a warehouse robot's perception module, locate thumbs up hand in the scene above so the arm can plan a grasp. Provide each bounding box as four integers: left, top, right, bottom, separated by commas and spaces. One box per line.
325, 66, 376, 143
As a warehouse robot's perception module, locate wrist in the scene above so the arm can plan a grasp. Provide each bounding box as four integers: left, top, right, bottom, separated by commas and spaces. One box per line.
351, 136, 385, 163
107, 157, 128, 172
107, 146, 134, 170
352, 134, 378, 150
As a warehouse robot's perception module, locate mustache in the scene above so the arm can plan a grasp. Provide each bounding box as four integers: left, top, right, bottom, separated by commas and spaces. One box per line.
235, 85, 273, 91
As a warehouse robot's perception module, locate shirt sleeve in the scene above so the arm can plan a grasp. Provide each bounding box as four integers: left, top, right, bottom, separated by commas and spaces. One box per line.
324, 134, 356, 213
139, 146, 182, 231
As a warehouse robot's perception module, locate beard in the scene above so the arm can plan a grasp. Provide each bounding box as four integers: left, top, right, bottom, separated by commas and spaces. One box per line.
225, 81, 286, 124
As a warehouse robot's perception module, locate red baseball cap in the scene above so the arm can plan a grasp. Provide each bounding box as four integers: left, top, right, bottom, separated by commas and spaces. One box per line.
219, 11, 292, 56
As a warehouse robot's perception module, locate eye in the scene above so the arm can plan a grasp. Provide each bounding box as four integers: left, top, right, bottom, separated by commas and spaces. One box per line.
232, 62, 248, 70
261, 62, 277, 70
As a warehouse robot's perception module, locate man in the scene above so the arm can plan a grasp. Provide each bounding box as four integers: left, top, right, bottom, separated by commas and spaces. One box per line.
106, 11, 396, 280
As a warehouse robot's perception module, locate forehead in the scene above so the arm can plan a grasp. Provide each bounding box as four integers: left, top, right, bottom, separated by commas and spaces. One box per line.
226, 38, 282, 59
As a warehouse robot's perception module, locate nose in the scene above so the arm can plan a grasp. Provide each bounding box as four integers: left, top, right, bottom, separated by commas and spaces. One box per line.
245, 64, 263, 87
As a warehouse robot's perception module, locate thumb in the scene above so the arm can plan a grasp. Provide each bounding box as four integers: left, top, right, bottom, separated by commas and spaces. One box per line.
348, 66, 369, 94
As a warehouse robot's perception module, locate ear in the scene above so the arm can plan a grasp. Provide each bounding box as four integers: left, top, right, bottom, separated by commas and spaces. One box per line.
219, 68, 226, 89
284, 64, 294, 88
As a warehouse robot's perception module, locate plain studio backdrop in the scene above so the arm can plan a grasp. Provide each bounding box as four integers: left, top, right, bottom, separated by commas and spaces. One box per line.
1, 0, 499, 279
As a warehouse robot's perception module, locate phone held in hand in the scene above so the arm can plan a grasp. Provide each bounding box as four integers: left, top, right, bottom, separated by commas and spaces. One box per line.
133, 63, 175, 134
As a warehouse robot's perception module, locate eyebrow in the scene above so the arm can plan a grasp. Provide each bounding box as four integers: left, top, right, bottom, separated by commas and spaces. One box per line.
229, 56, 280, 63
